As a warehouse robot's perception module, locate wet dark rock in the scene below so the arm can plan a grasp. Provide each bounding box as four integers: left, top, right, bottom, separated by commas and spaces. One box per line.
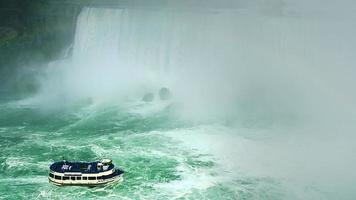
142, 92, 154, 102
158, 87, 171, 100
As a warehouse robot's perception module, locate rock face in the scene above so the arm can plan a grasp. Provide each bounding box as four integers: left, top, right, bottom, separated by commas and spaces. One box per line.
0, 0, 82, 96
158, 87, 171, 100
142, 92, 154, 102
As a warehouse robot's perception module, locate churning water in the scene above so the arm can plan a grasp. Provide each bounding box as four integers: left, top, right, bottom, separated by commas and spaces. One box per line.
1, 2, 356, 199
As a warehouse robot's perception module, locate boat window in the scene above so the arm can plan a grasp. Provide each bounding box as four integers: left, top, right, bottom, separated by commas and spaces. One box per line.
88, 177, 96, 180
77, 177, 82, 180
54, 175, 61, 180
63, 176, 69, 180
71, 177, 75, 180
82, 177, 88, 180
49, 173, 54, 178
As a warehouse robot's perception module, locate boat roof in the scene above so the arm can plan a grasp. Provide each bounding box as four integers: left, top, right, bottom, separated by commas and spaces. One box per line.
50, 161, 114, 174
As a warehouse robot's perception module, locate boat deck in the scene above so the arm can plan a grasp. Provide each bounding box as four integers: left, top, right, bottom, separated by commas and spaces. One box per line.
50, 161, 114, 174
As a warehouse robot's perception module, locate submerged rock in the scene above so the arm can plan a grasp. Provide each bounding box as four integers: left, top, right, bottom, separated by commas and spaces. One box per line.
142, 92, 154, 102
159, 87, 172, 100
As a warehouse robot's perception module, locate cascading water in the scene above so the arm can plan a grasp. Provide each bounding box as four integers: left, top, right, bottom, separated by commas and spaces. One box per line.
40, 5, 356, 119
1, 1, 356, 199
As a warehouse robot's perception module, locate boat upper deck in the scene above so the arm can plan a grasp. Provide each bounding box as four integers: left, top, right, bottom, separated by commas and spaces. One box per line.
50, 161, 115, 174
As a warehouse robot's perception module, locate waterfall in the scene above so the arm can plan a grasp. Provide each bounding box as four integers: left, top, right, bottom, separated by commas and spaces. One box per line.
67, 7, 290, 103
40, 4, 356, 121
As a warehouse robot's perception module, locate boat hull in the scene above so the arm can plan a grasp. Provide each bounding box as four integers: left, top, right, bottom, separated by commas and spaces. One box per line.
49, 173, 123, 187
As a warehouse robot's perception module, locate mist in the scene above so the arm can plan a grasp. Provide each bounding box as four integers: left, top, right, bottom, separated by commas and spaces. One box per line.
36, 0, 356, 119
29, 0, 356, 198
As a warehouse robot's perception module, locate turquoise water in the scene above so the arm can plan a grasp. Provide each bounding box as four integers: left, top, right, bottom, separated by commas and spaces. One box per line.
0, 99, 292, 200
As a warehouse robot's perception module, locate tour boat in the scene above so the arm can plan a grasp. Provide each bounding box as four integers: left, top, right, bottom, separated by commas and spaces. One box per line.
48, 159, 124, 186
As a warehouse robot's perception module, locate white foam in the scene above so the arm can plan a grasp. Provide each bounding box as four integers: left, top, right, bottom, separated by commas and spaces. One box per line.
0, 176, 48, 184
126, 100, 171, 116
158, 124, 356, 199
155, 165, 217, 198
